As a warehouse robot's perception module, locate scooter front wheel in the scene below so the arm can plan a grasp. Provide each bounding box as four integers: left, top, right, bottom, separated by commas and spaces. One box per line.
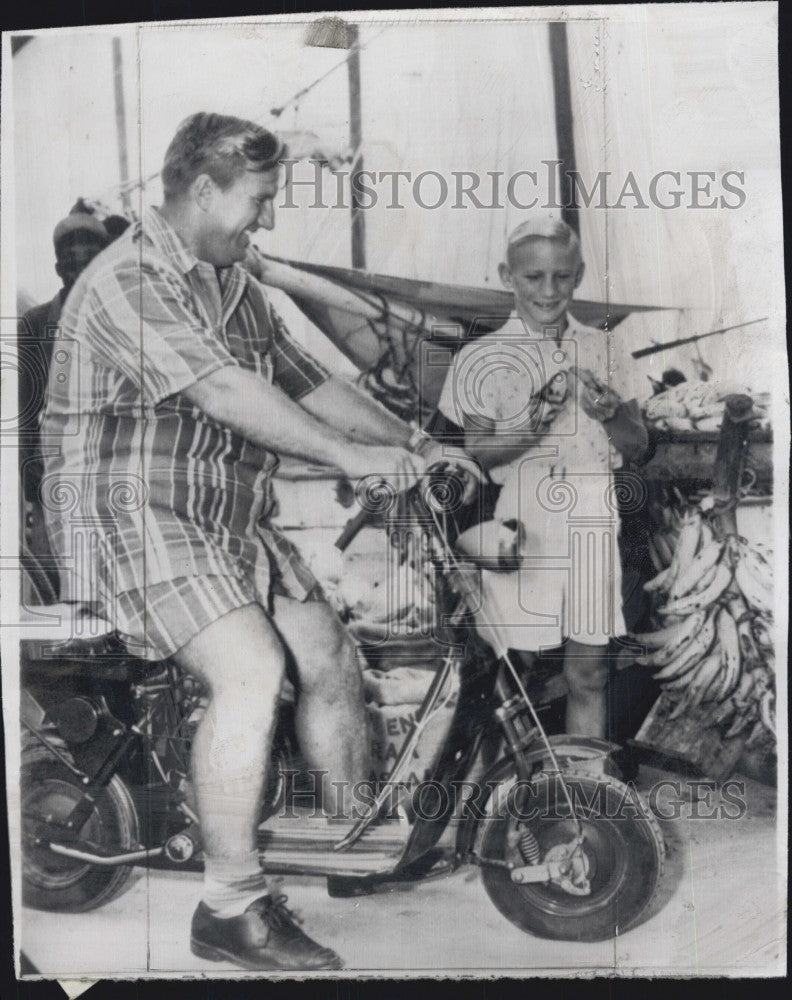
21, 746, 139, 912
478, 770, 665, 941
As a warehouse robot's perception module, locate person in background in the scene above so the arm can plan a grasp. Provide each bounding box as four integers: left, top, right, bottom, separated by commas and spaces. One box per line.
18, 211, 110, 598
68, 197, 133, 243
437, 215, 648, 739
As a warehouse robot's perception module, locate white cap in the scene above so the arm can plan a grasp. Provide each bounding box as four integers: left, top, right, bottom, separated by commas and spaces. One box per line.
507, 213, 578, 249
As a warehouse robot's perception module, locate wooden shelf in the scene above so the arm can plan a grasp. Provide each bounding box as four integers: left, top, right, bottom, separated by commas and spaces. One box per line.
643, 429, 772, 483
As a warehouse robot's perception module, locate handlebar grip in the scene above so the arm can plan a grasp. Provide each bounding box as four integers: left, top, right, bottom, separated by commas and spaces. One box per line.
335, 505, 375, 552
335, 460, 475, 551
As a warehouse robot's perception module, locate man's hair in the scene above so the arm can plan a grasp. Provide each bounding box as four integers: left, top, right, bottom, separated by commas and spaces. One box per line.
506, 214, 582, 265
161, 113, 285, 201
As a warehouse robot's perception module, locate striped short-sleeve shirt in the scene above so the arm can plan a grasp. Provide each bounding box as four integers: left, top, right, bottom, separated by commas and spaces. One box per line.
41, 206, 329, 605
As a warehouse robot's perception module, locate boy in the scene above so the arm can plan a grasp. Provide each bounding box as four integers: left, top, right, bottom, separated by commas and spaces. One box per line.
436, 216, 647, 737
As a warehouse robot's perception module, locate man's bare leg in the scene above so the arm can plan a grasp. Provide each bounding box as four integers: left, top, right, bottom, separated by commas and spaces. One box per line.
563, 640, 609, 738
175, 602, 342, 969
271, 596, 369, 817
173, 603, 285, 857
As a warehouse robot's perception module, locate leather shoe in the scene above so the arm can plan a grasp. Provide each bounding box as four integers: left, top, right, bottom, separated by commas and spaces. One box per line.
190, 894, 342, 971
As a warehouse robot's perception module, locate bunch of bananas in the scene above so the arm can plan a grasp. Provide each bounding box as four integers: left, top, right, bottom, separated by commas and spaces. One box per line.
633, 509, 776, 739
643, 382, 771, 433
647, 505, 684, 573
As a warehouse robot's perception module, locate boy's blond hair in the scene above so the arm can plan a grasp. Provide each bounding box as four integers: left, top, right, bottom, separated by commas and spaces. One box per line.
506, 214, 581, 264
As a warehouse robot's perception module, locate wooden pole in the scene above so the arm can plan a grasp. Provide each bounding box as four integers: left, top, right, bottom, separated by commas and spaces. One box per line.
548, 22, 579, 234
347, 25, 366, 269
712, 394, 754, 535
112, 38, 131, 214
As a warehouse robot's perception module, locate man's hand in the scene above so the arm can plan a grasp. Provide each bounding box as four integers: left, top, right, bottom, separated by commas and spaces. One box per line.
570, 366, 622, 423
337, 439, 482, 506
417, 440, 483, 504
242, 246, 298, 288
339, 444, 427, 492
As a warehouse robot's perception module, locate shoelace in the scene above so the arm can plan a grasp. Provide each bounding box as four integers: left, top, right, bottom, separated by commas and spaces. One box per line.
263, 894, 304, 930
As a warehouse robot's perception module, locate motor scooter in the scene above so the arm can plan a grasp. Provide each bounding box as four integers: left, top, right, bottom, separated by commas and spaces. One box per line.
20, 467, 665, 943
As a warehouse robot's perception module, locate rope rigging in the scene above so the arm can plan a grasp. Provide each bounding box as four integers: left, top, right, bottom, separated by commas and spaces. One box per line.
92, 25, 391, 211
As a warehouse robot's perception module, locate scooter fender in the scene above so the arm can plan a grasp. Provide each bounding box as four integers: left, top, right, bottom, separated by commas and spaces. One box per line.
455, 735, 622, 859
21, 687, 48, 731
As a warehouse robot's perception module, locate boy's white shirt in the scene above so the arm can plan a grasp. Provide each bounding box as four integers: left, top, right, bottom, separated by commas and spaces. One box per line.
437, 311, 629, 647
436, 310, 628, 489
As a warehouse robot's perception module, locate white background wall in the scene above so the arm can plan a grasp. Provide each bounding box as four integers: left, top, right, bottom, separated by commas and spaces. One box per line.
567, 6, 782, 401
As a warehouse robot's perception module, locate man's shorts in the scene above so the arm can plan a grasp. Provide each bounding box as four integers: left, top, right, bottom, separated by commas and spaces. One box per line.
115, 532, 324, 661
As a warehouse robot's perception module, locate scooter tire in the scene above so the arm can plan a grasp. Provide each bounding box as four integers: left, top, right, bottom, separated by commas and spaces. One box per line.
21, 746, 140, 913
479, 770, 665, 942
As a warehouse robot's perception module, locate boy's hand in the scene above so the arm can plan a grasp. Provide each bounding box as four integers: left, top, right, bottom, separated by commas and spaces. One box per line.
570, 366, 622, 422
532, 394, 566, 430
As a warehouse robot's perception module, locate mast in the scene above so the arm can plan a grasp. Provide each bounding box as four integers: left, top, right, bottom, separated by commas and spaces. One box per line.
548, 22, 578, 234
112, 37, 131, 215
347, 24, 366, 269
304, 16, 366, 269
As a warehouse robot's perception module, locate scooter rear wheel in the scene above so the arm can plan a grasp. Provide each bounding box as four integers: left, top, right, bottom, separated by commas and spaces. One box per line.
479, 770, 664, 941
21, 746, 139, 912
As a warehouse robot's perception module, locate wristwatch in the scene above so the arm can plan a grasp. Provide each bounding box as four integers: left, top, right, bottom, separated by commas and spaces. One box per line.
407, 423, 432, 454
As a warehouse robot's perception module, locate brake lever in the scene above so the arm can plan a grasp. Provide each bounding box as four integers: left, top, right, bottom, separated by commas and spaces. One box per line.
335, 505, 378, 551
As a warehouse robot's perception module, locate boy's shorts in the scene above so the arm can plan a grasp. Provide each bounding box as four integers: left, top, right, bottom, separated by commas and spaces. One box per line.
474, 465, 626, 652
473, 554, 625, 652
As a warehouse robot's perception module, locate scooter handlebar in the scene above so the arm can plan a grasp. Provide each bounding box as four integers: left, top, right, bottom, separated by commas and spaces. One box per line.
334, 462, 473, 551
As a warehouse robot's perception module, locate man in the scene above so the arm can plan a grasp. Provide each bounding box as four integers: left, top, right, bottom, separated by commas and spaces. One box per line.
41, 113, 473, 971
18, 211, 110, 597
